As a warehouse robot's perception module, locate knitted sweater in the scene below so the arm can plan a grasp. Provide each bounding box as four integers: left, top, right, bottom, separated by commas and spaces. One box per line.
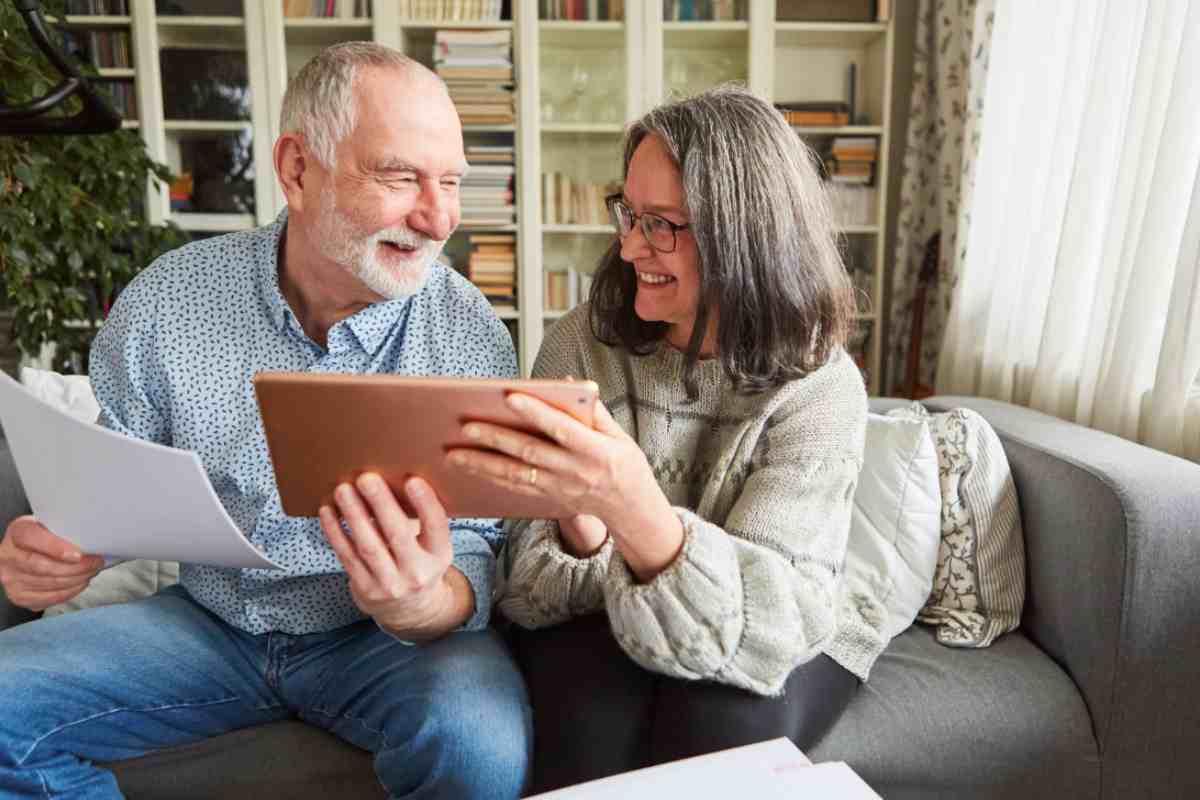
498, 306, 876, 695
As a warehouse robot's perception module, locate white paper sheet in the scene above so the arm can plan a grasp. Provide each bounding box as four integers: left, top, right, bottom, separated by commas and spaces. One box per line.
527, 738, 880, 799
0, 371, 280, 570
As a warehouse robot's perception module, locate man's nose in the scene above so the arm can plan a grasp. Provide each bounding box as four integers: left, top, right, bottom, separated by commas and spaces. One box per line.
408, 182, 456, 242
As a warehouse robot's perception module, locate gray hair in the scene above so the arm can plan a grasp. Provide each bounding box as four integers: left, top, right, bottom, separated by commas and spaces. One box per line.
590, 84, 856, 397
279, 42, 429, 169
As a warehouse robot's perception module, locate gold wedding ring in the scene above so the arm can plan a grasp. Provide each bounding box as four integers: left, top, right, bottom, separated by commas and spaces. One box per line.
528, 467, 538, 487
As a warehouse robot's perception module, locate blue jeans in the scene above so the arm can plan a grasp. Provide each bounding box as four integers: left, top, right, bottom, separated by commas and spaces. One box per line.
0, 585, 531, 799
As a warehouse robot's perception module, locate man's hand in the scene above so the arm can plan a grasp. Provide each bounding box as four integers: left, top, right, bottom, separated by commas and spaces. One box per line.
0, 517, 105, 611
318, 474, 473, 641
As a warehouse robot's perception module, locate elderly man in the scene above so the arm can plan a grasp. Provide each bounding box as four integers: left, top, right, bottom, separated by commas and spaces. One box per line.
0, 44, 529, 799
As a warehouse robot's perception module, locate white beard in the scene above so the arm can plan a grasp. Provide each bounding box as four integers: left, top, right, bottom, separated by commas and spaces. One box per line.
314, 184, 447, 300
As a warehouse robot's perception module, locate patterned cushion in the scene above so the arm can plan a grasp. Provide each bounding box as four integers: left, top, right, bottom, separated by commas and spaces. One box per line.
890, 403, 1026, 647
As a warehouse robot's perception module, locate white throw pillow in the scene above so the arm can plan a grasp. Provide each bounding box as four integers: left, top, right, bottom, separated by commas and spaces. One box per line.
19, 367, 100, 424
826, 412, 942, 676
17, 368, 179, 616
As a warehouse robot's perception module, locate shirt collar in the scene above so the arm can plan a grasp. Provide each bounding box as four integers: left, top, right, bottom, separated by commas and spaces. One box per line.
340, 295, 413, 355
257, 208, 293, 335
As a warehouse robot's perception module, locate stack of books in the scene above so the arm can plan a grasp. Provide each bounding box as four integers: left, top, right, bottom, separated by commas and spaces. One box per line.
542, 173, 619, 226
466, 233, 517, 311
544, 268, 593, 311
826, 184, 877, 227
662, 0, 745, 20
61, 30, 131, 69
460, 163, 515, 228
775, 101, 850, 127
101, 81, 137, 119
435, 29, 515, 126
281, 0, 372, 17
65, 0, 128, 12
540, 0, 625, 20
466, 144, 514, 164
545, 270, 571, 311
169, 173, 194, 212
824, 136, 878, 184
399, 0, 504, 21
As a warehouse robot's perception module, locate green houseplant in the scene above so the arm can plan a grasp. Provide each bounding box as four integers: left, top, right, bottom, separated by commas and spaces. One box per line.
0, 0, 188, 374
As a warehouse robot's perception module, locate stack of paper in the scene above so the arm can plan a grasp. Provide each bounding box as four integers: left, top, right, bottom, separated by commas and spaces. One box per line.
528, 738, 880, 799
0, 371, 279, 570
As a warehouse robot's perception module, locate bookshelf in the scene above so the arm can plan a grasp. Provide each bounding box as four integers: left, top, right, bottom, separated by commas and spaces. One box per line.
105, 0, 896, 392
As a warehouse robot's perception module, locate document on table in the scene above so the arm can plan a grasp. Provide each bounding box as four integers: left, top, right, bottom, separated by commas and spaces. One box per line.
0, 370, 280, 570
526, 737, 881, 799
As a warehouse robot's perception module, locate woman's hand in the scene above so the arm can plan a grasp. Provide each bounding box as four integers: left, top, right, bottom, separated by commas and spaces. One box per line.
446, 394, 684, 581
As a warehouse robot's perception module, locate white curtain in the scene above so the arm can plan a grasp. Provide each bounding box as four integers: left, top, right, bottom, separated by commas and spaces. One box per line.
937, 0, 1200, 462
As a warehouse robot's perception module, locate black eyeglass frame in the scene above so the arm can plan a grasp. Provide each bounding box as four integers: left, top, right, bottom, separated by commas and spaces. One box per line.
605, 193, 691, 254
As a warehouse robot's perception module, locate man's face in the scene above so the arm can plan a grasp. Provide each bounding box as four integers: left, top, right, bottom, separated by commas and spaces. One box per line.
309, 67, 466, 300
312, 180, 447, 300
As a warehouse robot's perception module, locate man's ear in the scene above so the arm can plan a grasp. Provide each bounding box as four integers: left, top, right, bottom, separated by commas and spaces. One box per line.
274, 132, 309, 213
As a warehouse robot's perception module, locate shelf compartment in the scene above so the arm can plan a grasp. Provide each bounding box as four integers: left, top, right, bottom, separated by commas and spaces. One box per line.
59, 14, 130, 25
540, 123, 623, 135
794, 125, 884, 135
664, 24, 748, 51
539, 23, 624, 49
774, 22, 887, 48
156, 18, 246, 48
163, 120, 252, 132
284, 19, 373, 47
397, 20, 512, 29
542, 225, 613, 234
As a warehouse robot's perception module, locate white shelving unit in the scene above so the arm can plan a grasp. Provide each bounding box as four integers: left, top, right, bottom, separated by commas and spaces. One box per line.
97, 0, 894, 392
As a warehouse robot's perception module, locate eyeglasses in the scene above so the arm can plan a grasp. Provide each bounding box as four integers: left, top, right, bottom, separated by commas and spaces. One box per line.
605, 194, 690, 254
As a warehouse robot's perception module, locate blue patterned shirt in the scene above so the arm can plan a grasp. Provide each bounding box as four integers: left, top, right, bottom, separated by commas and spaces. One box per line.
89, 212, 517, 635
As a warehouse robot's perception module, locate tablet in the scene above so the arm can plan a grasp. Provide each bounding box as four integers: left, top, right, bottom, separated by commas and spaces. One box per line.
253, 372, 599, 519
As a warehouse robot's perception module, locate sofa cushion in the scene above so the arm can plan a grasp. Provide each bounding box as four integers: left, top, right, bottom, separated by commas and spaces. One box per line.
105, 720, 382, 800
811, 625, 1099, 800
827, 412, 941, 678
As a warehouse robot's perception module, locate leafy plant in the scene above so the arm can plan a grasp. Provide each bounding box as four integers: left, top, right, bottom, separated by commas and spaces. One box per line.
0, 0, 189, 373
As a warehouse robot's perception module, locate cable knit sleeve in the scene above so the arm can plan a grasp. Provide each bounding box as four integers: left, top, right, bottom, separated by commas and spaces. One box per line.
498, 519, 614, 628
604, 372, 867, 696
496, 306, 614, 628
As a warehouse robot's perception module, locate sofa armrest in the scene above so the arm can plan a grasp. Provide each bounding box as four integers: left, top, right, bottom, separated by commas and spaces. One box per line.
0, 434, 37, 631
0, 434, 29, 532
925, 396, 1200, 800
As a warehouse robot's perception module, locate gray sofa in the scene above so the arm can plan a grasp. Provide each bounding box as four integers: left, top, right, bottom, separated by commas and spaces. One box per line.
2, 396, 1198, 798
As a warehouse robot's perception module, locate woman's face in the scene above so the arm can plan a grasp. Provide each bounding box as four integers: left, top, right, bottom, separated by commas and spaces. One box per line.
619, 135, 712, 353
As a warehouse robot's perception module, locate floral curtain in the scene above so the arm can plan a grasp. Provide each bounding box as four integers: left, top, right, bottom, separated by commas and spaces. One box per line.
885, 0, 995, 396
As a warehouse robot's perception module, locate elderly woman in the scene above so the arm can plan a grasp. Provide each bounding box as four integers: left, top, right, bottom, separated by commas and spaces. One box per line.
447, 85, 872, 790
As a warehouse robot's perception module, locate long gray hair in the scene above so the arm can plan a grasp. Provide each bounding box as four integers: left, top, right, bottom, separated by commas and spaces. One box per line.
589, 84, 856, 398
279, 42, 432, 170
